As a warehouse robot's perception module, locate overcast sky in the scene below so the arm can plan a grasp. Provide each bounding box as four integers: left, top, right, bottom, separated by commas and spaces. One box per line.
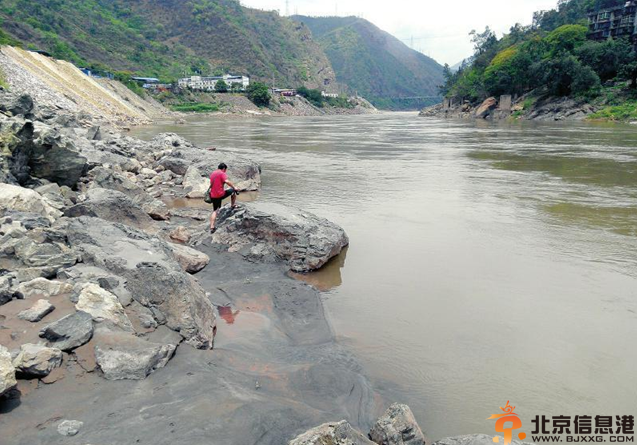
240, 0, 559, 65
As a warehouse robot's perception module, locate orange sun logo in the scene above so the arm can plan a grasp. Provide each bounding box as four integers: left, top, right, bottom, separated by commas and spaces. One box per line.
488, 401, 527, 445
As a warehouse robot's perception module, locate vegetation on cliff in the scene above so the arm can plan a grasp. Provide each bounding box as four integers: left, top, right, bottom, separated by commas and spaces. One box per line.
293, 15, 444, 110
0, 0, 335, 89
441, 0, 637, 113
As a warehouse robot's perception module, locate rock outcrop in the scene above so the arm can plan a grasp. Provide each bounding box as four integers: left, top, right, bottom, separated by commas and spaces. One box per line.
369, 403, 426, 445
205, 202, 349, 272
62, 217, 216, 349
474, 97, 498, 119
289, 421, 375, 445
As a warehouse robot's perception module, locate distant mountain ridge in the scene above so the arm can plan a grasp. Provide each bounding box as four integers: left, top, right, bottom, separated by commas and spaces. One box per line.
293, 15, 445, 110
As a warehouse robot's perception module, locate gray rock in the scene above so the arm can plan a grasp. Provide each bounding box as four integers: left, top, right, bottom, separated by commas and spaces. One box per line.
61, 217, 216, 349
18, 299, 55, 322
64, 187, 154, 230
0, 273, 20, 306
289, 421, 375, 445
57, 420, 83, 437
433, 434, 532, 445
369, 403, 426, 445
75, 283, 134, 331
94, 330, 176, 380
207, 202, 349, 272
169, 243, 210, 274
0, 345, 17, 396
12, 343, 63, 377
88, 167, 169, 220
475, 97, 498, 119
183, 165, 208, 198
0, 92, 34, 117
158, 156, 189, 176
28, 123, 89, 187
39, 311, 94, 351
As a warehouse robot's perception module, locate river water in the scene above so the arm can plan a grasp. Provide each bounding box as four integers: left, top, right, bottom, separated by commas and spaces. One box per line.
130, 113, 637, 440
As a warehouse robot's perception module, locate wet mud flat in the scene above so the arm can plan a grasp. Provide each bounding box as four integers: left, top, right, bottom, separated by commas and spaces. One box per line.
0, 242, 381, 445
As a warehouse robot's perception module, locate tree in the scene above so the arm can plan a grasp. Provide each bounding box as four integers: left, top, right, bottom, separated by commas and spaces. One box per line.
215, 79, 228, 93
230, 82, 243, 93
246, 82, 271, 107
576, 38, 632, 82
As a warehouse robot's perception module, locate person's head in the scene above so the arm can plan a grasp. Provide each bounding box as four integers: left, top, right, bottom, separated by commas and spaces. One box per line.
218, 163, 228, 171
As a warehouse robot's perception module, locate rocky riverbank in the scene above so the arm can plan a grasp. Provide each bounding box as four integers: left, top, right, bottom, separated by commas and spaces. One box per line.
0, 90, 531, 444
419, 95, 597, 122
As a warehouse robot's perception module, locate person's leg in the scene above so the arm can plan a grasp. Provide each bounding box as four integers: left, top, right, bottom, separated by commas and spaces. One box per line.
210, 199, 222, 231
230, 190, 237, 208
210, 209, 218, 231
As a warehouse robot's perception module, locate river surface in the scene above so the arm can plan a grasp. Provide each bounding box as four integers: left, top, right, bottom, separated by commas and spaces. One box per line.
131, 113, 637, 440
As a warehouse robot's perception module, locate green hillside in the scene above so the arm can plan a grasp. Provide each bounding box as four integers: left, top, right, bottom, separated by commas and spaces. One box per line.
0, 0, 336, 88
293, 15, 445, 110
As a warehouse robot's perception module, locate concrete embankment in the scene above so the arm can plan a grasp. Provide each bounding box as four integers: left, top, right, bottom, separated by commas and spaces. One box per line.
0, 46, 170, 126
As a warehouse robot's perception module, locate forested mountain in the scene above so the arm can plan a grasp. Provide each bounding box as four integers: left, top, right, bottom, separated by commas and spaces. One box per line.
293, 16, 445, 110
441, 0, 637, 104
0, 0, 337, 89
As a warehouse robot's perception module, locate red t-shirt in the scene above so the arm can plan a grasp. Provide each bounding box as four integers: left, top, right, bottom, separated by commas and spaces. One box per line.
209, 170, 228, 198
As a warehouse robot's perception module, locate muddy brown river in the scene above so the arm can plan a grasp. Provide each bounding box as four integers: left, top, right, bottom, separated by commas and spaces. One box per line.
131, 113, 637, 440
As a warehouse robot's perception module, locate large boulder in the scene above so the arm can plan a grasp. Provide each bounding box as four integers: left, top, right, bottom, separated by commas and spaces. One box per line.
433, 435, 532, 445
475, 97, 498, 119
207, 203, 349, 272
183, 165, 208, 199
168, 243, 210, 274
289, 421, 375, 445
27, 123, 88, 187
0, 92, 34, 118
39, 311, 94, 351
12, 343, 63, 377
64, 187, 154, 230
94, 330, 176, 380
75, 283, 134, 331
61, 217, 216, 349
88, 167, 169, 220
369, 403, 426, 445
0, 345, 17, 397
0, 183, 62, 222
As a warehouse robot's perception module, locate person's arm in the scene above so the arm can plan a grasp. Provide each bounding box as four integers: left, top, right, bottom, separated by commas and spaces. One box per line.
224, 179, 237, 190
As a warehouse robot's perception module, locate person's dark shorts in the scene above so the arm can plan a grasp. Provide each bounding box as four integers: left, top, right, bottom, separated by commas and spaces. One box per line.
211, 188, 235, 211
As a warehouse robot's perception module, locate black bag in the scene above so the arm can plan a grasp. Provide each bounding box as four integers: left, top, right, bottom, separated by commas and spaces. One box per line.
204, 176, 214, 204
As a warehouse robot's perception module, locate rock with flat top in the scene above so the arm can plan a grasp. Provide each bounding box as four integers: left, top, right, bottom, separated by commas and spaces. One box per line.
289, 421, 374, 445
0, 273, 19, 306
206, 202, 349, 272
369, 403, 426, 445
39, 311, 94, 351
94, 330, 176, 380
18, 299, 55, 322
0, 345, 17, 396
12, 343, 63, 377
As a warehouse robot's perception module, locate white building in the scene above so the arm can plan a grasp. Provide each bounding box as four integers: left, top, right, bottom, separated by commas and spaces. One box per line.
178, 74, 250, 92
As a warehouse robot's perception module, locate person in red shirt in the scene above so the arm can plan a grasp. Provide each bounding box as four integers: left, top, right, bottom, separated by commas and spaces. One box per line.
209, 163, 238, 233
